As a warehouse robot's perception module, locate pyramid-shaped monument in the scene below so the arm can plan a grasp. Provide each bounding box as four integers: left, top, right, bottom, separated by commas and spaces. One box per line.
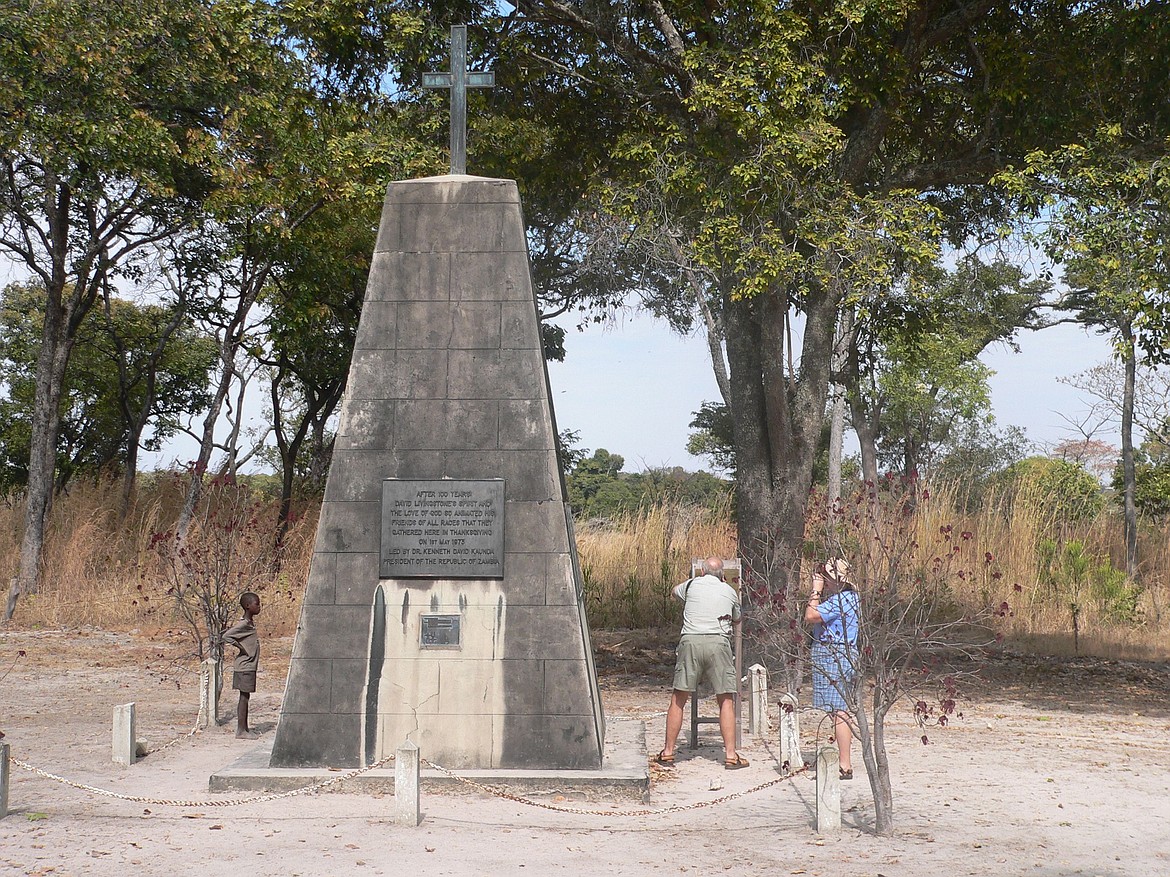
270, 176, 605, 770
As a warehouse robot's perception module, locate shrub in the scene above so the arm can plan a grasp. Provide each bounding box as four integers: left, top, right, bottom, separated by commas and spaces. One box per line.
996, 457, 1104, 525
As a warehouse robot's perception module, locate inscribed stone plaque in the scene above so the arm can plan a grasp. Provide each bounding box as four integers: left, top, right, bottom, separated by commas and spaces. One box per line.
380, 479, 504, 578
419, 614, 462, 649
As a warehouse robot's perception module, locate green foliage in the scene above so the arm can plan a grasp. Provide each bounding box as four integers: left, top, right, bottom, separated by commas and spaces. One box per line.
0, 283, 215, 491
555, 429, 588, 479
997, 125, 1170, 365
689, 399, 850, 486
565, 448, 731, 520
851, 256, 1047, 478
567, 449, 634, 519
1111, 429, 1170, 520
1089, 562, 1142, 625
1037, 538, 1141, 630
686, 401, 736, 475
933, 421, 1030, 513
997, 458, 1105, 525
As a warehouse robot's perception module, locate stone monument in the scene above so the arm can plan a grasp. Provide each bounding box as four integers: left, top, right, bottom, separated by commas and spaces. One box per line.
270, 44, 605, 768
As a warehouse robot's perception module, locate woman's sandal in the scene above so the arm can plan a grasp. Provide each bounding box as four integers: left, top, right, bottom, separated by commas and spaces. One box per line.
839, 768, 853, 781
654, 749, 676, 766
725, 753, 750, 769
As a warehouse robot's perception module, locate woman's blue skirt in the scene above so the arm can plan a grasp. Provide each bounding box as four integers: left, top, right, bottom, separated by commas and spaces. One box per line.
811, 641, 858, 712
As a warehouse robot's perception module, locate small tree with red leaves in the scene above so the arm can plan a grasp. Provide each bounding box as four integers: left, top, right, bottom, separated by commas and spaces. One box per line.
746, 482, 1008, 835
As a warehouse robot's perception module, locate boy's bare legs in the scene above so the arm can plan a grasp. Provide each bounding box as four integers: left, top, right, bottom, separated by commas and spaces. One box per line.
236, 692, 252, 738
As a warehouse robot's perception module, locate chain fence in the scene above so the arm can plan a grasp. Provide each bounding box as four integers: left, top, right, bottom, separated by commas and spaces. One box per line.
421, 757, 809, 817
8, 721, 809, 817
10, 752, 395, 808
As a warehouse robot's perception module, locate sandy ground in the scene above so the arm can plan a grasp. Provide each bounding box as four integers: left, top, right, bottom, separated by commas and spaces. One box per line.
2, 628, 1169, 877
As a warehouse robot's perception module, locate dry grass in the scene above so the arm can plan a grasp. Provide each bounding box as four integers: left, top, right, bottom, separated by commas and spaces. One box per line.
1, 477, 1167, 661
0, 476, 311, 637
905, 481, 1169, 660
574, 497, 737, 629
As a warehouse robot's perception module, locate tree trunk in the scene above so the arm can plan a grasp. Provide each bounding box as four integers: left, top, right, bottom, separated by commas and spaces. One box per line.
854, 690, 896, 836
121, 435, 141, 518
828, 386, 846, 504
272, 363, 307, 555
308, 416, 332, 494
176, 343, 236, 548
827, 307, 854, 504
871, 702, 895, 835
6, 288, 70, 619
849, 393, 880, 489
176, 253, 271, 548
6, 174, 98, 620
1121, 324, 1138, 578
724, 281, 839, 691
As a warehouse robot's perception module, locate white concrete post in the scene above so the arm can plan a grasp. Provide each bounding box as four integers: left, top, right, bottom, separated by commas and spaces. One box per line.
747, 664, 768, 736
0, 742, 10, 819
815, 746, 841, 833
394, 740, 421, 826
198, 657, 220, 729
779, 692, 802, 769
113, 703, 137, 766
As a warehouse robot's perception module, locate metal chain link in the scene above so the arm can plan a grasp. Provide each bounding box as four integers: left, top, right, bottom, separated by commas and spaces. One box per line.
11, 753, 394, 807
420, 757, 809, 817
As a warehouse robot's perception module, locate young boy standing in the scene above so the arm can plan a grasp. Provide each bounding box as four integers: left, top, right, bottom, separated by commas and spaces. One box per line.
221, 592, 261, 738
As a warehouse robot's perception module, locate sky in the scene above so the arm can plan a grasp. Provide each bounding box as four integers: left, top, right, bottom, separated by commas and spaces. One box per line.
545, 310, 1120, 473
3, 251, 1123, 477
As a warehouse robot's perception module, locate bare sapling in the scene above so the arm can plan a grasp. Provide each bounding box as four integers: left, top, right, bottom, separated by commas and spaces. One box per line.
152, 473, 271, 671
755, 482, 1009, 834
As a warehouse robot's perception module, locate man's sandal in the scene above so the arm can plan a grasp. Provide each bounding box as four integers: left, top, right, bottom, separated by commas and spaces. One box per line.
839, 768, 853, 780
654, 749, 676, 766
724, 754, 750, 769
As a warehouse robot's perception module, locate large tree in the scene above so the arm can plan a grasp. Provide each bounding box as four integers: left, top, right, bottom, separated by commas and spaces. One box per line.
0, 0, 287, 618
1001, 126, 1170, 577
494, 0, 1169, 605
845, 256, 1048, 483
164, 4, 438, 553
0, 282, 214, 498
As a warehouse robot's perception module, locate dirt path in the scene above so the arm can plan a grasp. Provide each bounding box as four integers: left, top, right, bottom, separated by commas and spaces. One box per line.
2, 629, 1168, 877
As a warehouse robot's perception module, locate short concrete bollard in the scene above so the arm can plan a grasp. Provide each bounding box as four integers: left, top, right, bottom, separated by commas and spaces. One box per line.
198, 657, 220, 729
748, 664, 768, 736
778, 692, 801, 769
1, 742, 10, 819
113, 703, 137, 766
815, 746, 841, 833
394, 740, 421, 826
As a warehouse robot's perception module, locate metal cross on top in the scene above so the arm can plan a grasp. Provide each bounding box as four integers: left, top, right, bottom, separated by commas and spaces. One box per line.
422, 25, 495, 175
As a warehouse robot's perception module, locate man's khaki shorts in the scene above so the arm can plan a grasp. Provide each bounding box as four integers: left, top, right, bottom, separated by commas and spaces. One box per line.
233, 671, 257, 693
672, 634, 736, 694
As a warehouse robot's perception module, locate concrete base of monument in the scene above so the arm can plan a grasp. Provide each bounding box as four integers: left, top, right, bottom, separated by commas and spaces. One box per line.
209, 717, 649, 802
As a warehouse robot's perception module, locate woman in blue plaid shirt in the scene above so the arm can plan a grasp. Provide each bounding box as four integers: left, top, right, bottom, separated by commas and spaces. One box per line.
804, 558, 860, 780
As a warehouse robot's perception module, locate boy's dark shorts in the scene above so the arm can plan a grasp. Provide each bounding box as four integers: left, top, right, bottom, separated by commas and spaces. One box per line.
233, 671, 257, 693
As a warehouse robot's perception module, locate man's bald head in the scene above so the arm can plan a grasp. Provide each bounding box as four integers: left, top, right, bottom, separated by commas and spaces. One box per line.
703, 556, 725, 580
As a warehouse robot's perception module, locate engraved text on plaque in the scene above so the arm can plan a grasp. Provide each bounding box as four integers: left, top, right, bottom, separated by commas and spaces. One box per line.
380, 479, 504, 578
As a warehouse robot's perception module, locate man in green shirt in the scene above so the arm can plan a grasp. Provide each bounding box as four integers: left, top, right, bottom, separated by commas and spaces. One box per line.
656, 557, 747, 769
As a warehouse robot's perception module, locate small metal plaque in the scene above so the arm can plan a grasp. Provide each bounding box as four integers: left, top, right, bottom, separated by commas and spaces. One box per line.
381, 479, 504, 578
420, 614, 462, 649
